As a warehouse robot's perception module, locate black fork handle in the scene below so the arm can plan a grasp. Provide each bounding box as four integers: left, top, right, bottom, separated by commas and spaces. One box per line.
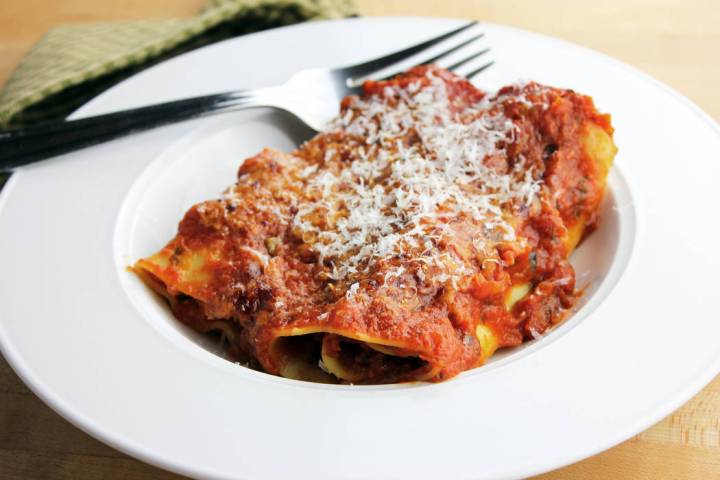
0, 91, 258, 171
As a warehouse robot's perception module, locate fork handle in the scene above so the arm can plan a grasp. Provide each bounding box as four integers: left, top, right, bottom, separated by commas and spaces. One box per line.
0, 89, 273, 171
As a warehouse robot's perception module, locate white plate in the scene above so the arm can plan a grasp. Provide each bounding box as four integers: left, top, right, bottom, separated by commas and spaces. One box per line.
1, 17, 719, 480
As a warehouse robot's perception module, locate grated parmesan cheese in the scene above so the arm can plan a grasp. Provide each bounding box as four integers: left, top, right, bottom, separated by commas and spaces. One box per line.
345, 282, 360, 299
292, 70, 542, 287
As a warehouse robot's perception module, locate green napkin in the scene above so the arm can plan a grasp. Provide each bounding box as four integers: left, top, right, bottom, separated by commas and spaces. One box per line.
0, 0, 356, 129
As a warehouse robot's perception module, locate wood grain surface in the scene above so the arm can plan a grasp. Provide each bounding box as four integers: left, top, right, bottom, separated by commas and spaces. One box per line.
1, 1, 719, 478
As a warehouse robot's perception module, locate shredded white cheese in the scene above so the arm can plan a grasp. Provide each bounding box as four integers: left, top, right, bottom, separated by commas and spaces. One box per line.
292, 70, 542, 286
345, 282, 360, 299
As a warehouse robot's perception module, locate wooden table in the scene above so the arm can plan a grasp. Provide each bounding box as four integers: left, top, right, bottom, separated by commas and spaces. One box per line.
1, 1, 719, 478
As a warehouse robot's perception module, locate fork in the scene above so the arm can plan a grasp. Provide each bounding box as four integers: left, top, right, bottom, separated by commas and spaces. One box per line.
0, 21, 492, 171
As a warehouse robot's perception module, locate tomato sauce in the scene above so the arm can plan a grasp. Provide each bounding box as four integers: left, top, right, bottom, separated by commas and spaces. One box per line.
136, 66, 615, 383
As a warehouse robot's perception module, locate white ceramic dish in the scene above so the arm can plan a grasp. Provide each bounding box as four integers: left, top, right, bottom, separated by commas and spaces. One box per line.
1, 17, 719, 480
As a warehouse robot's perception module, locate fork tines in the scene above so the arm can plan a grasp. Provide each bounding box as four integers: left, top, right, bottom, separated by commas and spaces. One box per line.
345, 21, 493, 85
